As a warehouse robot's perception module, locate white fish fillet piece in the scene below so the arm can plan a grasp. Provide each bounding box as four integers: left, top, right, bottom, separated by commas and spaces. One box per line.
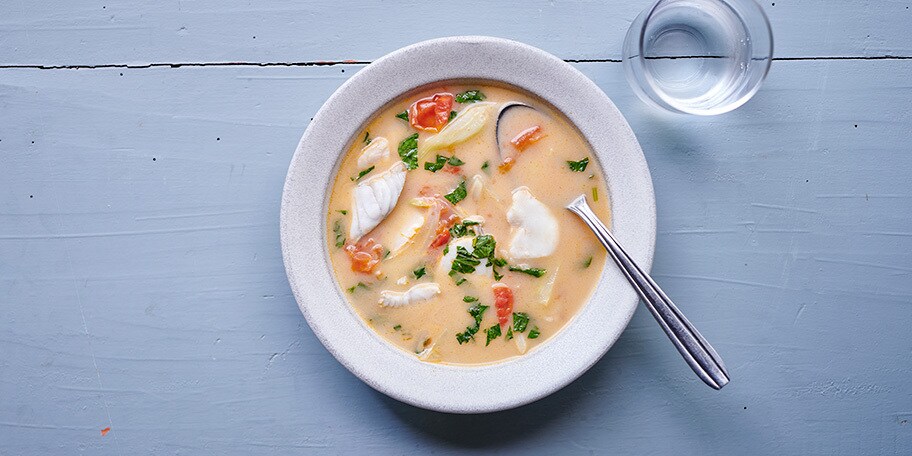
349, 161, 407, 241
507, 186, 559, 259
378, 283, 440, 307
357, 137, 389, 169
438, 236, 493, 278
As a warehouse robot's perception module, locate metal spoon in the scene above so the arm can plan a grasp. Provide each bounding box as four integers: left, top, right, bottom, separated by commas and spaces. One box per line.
566, 195, 730, 390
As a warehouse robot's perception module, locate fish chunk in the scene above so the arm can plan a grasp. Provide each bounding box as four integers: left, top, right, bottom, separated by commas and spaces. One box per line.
507, 186, 559, 259
438, 236, 493, 278
350, 161, 407, 241
357, 136, 389, 169
378, 283, 440, 307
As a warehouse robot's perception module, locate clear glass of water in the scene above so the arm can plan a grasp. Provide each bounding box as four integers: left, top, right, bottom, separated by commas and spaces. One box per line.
623, 0, 773, 115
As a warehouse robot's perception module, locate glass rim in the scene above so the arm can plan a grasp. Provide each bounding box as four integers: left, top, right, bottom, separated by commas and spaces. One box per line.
634, 0, 775, 115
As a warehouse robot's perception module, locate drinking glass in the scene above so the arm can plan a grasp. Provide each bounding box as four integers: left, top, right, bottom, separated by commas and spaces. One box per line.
623, 0, 773, 115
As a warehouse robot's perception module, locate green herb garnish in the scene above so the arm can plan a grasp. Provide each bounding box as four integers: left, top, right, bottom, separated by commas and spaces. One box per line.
484, 324, 502, 346
395, 110, 409, 122
398, 133, 419, 170
451, 246, 480, 274
449, 220, 478, 239
448, 110, 457, 121
481, 161, 490, 173
583, 256, 593, 268
463, 296, 478, 303
393, 324, 401, 331
492, 258, 507, 268
567, 157, 589, 172
592, 186, 599, 202
444, 180, 467, 205
448, 156, 465, 166
506, 327, 514, 340
528, 327, 540, 339
512, 312, 530, 333
472, 235, 496, 259
337, 210, 348, 215
455, 277, 467, 286
413, 266, 426, 279
333, 220, 345, 248
456, 304, 488, 344
455, 90, 486, 104
424, 154, 448, 172
346, 282, 369, 293
509, 266, 547, 278
363, 131, 371, 145
352, 165, 375, 181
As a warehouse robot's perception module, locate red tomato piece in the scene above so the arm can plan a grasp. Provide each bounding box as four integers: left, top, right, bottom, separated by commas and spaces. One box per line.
344, 238, 384, 273
408, 93, 455, 132
510, 125, 544, 151
493, 285, 514, 327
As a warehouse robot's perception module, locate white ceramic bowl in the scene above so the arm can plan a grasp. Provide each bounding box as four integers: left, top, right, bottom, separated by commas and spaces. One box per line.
281, 36, 655, 413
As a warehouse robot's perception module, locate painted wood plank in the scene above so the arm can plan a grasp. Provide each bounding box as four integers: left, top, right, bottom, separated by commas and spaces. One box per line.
1, 1, 911, 66
1, 59, 910, 453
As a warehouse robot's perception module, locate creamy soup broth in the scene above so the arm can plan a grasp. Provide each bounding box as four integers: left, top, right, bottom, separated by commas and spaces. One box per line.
325, 83, 610, 365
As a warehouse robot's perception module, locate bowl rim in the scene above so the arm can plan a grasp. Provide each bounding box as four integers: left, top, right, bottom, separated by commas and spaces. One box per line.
280, 36, 656, 413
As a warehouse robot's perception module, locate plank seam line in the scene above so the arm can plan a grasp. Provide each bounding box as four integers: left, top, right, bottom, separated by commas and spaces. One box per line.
1, 55, 911, 70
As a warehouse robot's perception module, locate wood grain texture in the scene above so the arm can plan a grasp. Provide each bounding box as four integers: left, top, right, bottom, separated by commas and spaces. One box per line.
1, 1, 912, 455
1, 0, 911, 66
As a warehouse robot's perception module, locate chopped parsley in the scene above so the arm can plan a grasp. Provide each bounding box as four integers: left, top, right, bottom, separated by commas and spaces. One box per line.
395, 110, 409, 122
424, 154, 448, 172
472, 235, 496, 259
444, 180, 467, 205
492, 258, 508, 268
346, 282, 369, 293
567, 157, 589, 172
363, 131, 371, 144
512, 313, 530, 333
449, 220, 478, 238
509, 266, 547, 278
455, 90, 486, 104
481, 161, 490, 173
583, 256, 593, 268
333, 220, 345, 248
413, 266, 426, 279
484, 324, 501, 346
398, 133, 419, 170
448, 156, 465, 166
454, 277, 467, 286
456, 304, 488, 344
393, 324, 401, 331
352, 165, 374, 181
450, 246, 480, 274
448, 110, 457, 121
463, 296, 478, 303
505, 326, 514, 340
336, 209, 348, 215
528, 327, 541, 339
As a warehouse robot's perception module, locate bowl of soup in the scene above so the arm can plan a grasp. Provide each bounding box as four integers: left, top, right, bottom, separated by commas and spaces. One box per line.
281, 36, 655, 413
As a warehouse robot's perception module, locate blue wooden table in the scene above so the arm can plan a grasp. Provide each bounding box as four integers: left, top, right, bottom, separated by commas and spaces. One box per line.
2, 1, 911, 454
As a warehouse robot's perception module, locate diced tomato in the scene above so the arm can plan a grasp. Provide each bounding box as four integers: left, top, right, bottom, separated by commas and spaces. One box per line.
429, 229, 451, 249
408, 93, 455, 132
344, 238, 384, 273
442, 165, 461, 174
510, 125, 544, 151
493, 285, 514, 327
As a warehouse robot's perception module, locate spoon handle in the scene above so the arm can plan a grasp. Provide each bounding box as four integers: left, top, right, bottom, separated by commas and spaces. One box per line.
567, 195, 730, 390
